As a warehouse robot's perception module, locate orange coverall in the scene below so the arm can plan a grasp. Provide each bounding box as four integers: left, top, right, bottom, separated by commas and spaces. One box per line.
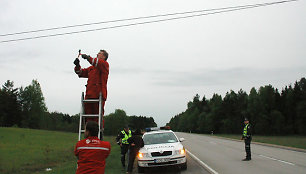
75, 57, 109, 125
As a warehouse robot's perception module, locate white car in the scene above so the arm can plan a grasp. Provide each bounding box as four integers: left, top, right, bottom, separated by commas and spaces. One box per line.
137, 129, 187, 173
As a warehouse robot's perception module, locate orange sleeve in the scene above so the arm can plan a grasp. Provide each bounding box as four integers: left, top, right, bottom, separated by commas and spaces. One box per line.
74, 142, 79, 157
88, 57, 109, 72
75, 66, 89, 78
105, 142, 111, 158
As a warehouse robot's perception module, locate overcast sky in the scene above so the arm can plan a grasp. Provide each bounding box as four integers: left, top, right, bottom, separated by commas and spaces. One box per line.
0, 0, 305, 126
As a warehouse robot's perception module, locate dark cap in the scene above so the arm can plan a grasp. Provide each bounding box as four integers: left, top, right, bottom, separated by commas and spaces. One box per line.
244, 118, 249, 121
124, 125, 129, 129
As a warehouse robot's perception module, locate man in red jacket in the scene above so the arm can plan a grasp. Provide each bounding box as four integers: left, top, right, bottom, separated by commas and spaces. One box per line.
75, 121, 111, 174
74, 50, 109, 125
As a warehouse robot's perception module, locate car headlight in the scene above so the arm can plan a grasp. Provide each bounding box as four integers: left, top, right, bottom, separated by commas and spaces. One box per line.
180, 148, 185, 155
175, 148, 186, 155
138, 152, 144, 158
138, 152, 149, 158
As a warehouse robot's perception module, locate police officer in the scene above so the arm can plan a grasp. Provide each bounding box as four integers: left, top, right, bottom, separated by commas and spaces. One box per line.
116, 125, 132, 167
241, 118, 252, 161
126, 129, 144, 174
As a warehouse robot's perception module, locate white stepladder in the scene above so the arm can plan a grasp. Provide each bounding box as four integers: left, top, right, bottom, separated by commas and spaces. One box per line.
78, 92, 104, 140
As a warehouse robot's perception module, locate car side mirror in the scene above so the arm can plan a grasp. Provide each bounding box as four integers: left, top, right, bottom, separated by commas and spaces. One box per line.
179, 138, 185, 142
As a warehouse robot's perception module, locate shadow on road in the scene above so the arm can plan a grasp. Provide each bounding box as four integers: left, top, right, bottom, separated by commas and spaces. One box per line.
130, 152, 208, 174
137, 165, 184, 174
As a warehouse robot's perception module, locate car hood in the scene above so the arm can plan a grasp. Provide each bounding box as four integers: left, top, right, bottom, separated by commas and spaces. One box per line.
139, 142, 183, 153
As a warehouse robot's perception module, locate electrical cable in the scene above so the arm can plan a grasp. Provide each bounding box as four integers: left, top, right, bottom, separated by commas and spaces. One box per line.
0, 0, 298, 43
0, 1, 284, 37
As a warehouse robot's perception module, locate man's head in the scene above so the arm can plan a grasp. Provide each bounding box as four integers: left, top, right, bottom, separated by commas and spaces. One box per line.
85, 121, 99, 138
97, 50, 109, 61
244, 118, 249, 124
134, 129, 142, 135
124, 125, 129, 132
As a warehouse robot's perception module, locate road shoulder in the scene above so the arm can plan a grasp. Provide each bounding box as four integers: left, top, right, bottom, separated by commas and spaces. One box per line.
209, 135, 306, 153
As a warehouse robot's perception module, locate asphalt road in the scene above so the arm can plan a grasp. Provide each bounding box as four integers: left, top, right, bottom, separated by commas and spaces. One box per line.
133, 151, 209, 174
176, 132, 306, 174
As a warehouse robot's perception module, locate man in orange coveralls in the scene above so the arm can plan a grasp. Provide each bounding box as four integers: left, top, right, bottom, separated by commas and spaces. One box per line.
73, 50, 109, 125
75, 121, 111, 174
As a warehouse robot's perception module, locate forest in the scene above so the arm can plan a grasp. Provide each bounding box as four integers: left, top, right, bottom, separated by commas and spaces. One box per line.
0, 80, 156, 135
167, 77, 306, 135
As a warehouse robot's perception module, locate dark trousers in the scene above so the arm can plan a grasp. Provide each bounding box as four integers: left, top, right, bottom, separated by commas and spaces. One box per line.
127, 148, 140, 172
121, 144, 129, 166
244, 138, 251, 159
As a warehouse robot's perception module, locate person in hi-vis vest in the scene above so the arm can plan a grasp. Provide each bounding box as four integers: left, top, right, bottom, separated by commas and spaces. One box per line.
241, 118, 252, 161
116, 125, 132, 167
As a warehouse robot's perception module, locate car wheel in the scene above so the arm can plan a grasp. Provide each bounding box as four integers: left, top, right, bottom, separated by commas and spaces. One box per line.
181, 162, 187, 170
138, 165, 145, 173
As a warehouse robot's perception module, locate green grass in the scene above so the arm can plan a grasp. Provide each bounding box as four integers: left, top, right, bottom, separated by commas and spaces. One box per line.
0, 127, 125, 174
214, 134, 306, 149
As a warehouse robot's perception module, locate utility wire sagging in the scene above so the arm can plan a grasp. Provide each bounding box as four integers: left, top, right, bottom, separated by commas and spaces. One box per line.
0, 1, 288, 37
0, 0, 298, 43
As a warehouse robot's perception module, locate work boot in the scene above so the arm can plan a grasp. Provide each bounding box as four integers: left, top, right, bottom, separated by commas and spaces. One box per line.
242, 158, 251, 161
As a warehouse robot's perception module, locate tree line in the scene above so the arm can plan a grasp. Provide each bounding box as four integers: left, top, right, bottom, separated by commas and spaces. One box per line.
0, 80, 156, 135
104, 109, 157, 135
167, 77, 306, 135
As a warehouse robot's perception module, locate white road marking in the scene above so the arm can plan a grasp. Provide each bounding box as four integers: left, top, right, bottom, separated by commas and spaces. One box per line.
259, 154, 295, 166
186, 149, 219, 174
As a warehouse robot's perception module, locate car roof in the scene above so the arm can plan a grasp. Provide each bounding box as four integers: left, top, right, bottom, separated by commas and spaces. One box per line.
143, 130, 174, 135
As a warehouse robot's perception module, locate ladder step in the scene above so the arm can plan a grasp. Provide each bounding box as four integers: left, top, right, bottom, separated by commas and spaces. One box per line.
82, 114, 99, 117
83, 99, 99, 103
80, 129, 103, 133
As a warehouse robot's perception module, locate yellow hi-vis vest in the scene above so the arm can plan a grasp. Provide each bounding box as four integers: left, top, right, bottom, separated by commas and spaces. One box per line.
243, 124, 249, 137
121, 130, 132, 144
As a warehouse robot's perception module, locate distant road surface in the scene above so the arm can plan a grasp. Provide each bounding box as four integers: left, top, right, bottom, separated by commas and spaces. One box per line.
176, 132, 306, 174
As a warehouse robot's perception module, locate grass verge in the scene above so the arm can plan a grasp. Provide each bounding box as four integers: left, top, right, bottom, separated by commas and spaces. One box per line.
0, 127, 125, 174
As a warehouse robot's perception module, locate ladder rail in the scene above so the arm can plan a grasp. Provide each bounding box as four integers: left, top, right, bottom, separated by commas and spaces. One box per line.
78, 92, 85, 141
98, 93, 102, 140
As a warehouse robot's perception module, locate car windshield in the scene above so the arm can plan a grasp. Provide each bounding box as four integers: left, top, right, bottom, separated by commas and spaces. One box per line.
143, 132, 178, 145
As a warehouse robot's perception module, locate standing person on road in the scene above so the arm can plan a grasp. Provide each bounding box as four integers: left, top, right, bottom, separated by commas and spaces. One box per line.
241, 118, 252, 161
74, 121, 111, 174
74, 50, 109, 127
126, 129, 144, 174
116, 125, 132, 167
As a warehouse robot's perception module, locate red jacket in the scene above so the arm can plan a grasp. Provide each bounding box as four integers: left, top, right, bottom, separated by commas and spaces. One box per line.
74, 136, 111, 174
75, 57, 109, 100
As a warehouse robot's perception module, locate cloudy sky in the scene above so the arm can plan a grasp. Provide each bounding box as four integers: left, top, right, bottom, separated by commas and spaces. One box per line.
0, 0, 305, 126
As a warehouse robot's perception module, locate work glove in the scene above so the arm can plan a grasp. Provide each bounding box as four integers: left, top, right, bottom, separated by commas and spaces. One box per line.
73, 58, 80, 66
81, 54, 90, 60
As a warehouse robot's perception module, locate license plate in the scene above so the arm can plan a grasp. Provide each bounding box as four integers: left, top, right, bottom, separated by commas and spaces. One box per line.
154, 158, 170, 163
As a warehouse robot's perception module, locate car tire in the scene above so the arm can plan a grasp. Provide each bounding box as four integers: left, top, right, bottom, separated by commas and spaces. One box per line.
138, 165, 145, 173
181, 162, 187, 170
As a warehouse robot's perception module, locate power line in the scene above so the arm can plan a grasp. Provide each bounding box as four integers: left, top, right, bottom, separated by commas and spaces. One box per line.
0, 2, 278, 37
0, 0, 298, 43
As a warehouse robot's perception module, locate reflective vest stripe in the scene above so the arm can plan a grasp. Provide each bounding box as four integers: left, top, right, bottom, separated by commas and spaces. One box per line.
121, 130, 131, 144
77, 147, 109, 151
